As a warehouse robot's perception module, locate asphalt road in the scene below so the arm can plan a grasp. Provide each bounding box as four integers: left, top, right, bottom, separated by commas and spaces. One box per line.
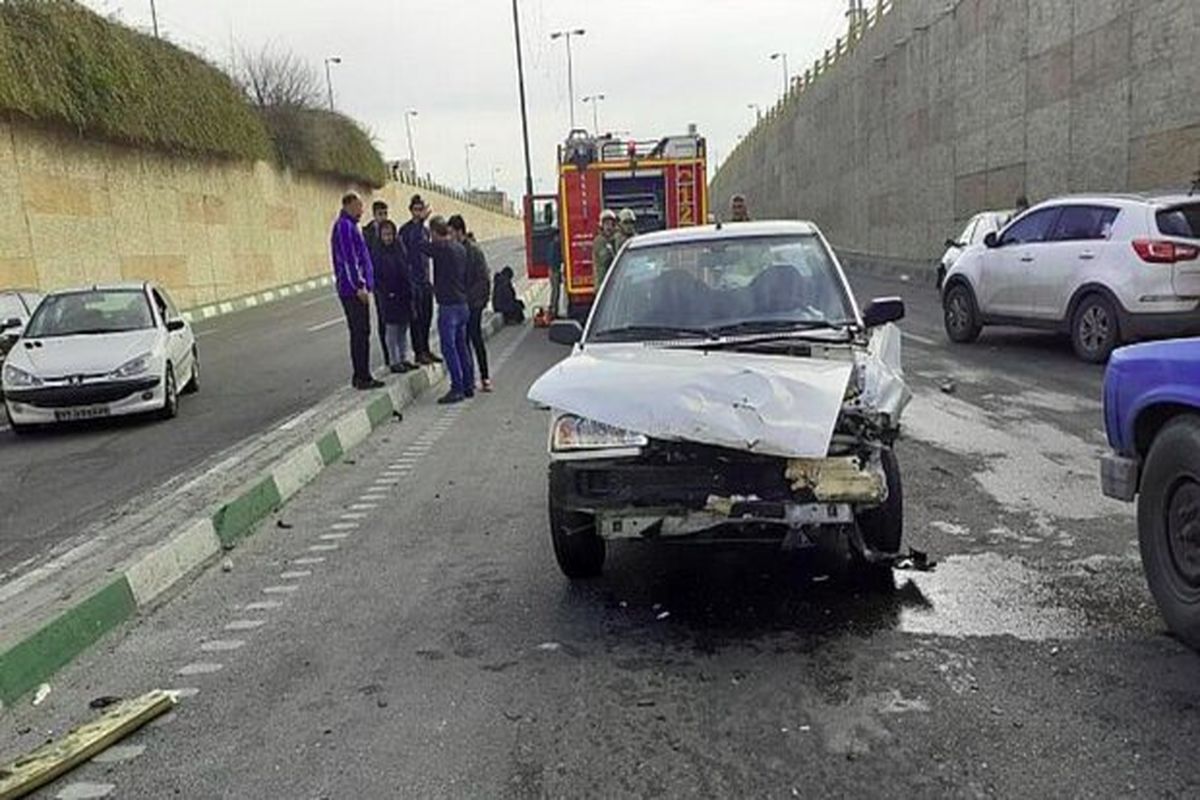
5, 267, 1198, 798
0, 238, 526, 578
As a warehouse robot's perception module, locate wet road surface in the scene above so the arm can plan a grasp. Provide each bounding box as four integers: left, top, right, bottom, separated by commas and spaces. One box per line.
4, 268, 1199, 798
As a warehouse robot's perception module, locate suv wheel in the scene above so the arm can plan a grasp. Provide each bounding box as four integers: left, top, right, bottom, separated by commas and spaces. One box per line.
1138, 416, 1200, 650
1071, 294, 1120, 363
943, 283, 982, 343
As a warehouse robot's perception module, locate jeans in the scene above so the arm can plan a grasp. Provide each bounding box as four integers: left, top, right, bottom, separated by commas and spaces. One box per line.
385, 321, 410, 366
436, 303, 473, 395
467, 307, 489, 381
411, 288, 434, 357
339, 295, 371, 383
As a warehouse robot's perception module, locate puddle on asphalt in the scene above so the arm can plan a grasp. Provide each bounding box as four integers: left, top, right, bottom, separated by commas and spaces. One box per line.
897, 552, 1083, 641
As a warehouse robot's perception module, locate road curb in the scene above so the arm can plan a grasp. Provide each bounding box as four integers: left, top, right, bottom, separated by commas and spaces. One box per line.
180, 276, 335, 324
0, 279, 547, 710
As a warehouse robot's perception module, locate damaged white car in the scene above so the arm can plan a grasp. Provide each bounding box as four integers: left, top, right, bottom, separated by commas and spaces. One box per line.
528, 221, 911, 580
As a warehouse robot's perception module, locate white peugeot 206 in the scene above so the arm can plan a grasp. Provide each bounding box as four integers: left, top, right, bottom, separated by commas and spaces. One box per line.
529, 221, 911, 582
2, 282, 198, 433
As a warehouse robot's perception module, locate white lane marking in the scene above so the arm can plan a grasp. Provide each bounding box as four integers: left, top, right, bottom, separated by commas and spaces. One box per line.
292, 557, 326, 565
902, 331, 939, 347
359, 493, 388, 502
175, 453, 244, 496
307, 317, 343, 333
262, 585, 299, 594
280, 570, 312, 579
372, 479, 400, 487
279, 407, 321, 432
55, 782, 117, 799
226, 619, 267, 630
340, 512, 369, 520
240, 602, 281, 612
348, 503, 378, 511
320, 533, 351, 541
331, 522, 359, 530
200, 639, 246, 652
167, 687, 201, 700
309, 544, 340, 552
196, 329, 221, 338
178, 662, 224, 676
300, 295, 332, 308
91, 744, 147, 764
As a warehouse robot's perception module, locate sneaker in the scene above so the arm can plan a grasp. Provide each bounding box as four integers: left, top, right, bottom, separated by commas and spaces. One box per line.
429, 353, 444, 364
481, 379, 494, 393
389, 364, 407, 374
401, 361, 419, 372
355, 378, 386, 391
437, 391, 464, 405
416, 354, 435, 366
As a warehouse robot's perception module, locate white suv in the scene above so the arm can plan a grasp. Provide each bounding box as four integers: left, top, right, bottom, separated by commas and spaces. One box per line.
941, 194, 1200, 362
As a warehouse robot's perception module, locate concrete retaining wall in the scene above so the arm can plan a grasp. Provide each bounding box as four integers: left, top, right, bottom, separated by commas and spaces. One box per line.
711, 0, 1200, 264
0, 118, 521, 309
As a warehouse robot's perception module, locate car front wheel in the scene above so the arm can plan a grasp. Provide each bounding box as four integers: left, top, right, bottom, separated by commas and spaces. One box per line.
548, 467, 605, 579
182, 347, 200, 395
159, 365, 179, 420
943, 283, 982, 343
1138, 416, 1200, 651
1071, 294, 1120, 363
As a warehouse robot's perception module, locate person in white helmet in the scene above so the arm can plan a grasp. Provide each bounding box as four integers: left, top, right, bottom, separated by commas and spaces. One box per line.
592, 209, 620, 289
616, 208, 638, 250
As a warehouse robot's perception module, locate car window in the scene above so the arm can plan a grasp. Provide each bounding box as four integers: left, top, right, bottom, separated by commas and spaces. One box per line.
1158, 203, 1200, 239
588, 234, 855, 340
999, 208, 1061, 246
25, 290, 155, 338
958, 219, 977, 246
20, 293, 43, 314
156, 288, 181, 319
0, 294, 24, 321
1047, 206, 1120, 242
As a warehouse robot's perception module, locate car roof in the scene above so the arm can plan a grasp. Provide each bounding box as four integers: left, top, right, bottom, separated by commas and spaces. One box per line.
625, 220, 820, 249
43, 282, 151, 296
1033, 193, 1200, 209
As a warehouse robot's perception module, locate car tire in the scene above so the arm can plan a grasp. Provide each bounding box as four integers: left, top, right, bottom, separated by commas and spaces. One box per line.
1071, 293, 1120, 363
182, 348, 200, 395
943, 283, 982, 344
8, 417, 31, 436
854, 448, 903, 586
159, 364, 179, 420
548, 481, 605, 579
1138, 415, 1200, 651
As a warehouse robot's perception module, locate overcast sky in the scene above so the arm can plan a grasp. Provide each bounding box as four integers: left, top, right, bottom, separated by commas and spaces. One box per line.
81, 0, 850, 204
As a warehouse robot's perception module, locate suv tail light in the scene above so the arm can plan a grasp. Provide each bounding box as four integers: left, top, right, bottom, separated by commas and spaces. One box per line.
1132, 239, 1200, 264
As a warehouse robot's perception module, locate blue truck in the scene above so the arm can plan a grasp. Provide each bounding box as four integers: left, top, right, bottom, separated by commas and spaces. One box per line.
1102, 337, 1200, 649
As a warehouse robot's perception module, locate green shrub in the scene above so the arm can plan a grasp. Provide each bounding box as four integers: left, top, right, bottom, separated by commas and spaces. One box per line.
262, 107, 388, 188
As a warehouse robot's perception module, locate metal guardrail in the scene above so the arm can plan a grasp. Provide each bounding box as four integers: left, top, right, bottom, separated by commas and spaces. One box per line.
716, 0, 894, 181
390, 172, 518, 218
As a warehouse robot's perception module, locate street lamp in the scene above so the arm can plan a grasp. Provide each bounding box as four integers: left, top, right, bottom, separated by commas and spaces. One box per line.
511, 0, 535, 207
550, 28, 586, 129
149, 0, 159, 38
748, 102, 762, 121
404, 110, 419, 175
492, 167, 502, 189
581, 93, 606, 132
770, 51, 790, 97
323, 57, 342, 112
464, 142, 477, 191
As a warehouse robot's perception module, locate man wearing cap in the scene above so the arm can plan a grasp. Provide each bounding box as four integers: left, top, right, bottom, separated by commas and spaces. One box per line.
399, 194, 441, 366
592, 209, 620, 290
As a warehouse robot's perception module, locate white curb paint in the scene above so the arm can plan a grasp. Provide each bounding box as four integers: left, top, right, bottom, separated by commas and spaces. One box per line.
272, 443, 325, 502
334, 409, 373, 451
125, 519, 222, 607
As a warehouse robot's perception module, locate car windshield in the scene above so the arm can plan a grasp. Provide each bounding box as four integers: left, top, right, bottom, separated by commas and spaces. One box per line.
587, 234, 855, 342
25, 289, 154, 338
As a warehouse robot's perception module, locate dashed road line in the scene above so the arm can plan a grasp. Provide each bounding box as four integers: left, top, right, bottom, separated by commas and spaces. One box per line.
178, 662, 224, 676
262, 585, 299, 594
91, 744, 148, 764
309, 544, 340, 552
56, 781, 116, 799
168, 687, 202, 698
292, 557, 326, 565
902, 331, 939, 347
241, 602, 281, 612
319, 533, 351, 541
331, 522, 360, 530
306, 317, 343, 333
226, 619, 268, 630
341, 512, 369, 520
200, 639, 246, 652
280, 570, 312, 579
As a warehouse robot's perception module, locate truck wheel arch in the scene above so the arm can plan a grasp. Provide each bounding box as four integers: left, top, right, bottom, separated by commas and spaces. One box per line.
1136, 403, 1200, 457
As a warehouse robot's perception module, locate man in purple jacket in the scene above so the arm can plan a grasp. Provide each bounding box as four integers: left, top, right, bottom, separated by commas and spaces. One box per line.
331, 193, 384, 390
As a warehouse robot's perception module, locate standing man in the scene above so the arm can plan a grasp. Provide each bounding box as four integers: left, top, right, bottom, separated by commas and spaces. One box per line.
331, 193, 383, 390
591, 209, 619, 290
363, 200, 392, 365
450, 215, 493, 392
543, 203, 563, 318
399, 194, 441, 366
419, 216, 473, 404
616, 208, 638, 251
730, 194, 751, 222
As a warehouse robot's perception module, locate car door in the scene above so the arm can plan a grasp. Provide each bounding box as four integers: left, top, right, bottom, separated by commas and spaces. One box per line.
152, 288, 191, 373
976, 207, 1062, 318
1029, 205, 1120, 320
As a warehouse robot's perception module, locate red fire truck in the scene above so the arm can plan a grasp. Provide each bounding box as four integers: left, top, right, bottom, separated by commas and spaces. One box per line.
525, 127, 708, 318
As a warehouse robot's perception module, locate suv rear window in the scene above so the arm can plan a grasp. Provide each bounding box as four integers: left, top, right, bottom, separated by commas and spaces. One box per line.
1158, 203, 1200, 239
1048, 206, 1119, 241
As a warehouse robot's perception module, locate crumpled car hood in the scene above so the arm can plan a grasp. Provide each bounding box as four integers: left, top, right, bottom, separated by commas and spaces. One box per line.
528, 343, 858, 458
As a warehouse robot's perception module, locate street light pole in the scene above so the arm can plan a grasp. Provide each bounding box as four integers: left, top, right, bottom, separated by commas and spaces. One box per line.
770, 52, 790, 96
323, 57, 342, 112
404, 110, 418, 175
149, 0, 159, 38
582, 94, 606, 133
465, 142, 476, 191
748, 103, 762, 122
512, 0, 535, 207
550, 28, 586, 129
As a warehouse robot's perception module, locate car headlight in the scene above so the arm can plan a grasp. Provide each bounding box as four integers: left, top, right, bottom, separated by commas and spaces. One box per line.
552, 414, 648, 452
109, 353, 153, 379
3, 363, 41, 388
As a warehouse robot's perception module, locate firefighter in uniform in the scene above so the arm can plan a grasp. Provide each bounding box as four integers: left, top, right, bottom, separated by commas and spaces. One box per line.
592, 209, 620, 289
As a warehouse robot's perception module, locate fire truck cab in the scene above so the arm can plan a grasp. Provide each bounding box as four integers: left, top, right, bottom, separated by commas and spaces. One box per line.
525, 127, 708, 319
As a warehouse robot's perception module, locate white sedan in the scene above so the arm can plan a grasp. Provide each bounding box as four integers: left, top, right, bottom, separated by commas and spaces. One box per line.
2, 282, 198, 433
936, 210, 1012, 289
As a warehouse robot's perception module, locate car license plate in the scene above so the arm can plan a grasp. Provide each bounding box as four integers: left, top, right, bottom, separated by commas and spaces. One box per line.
54, 405, 111, 422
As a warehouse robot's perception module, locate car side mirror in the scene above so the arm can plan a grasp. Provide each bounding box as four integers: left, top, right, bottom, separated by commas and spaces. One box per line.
984, 232, 1000, 249
166, 319, 186, 332
548, 319, 583, 346
0, 317, 21, 333
945, 238, 963, 249
862, 297, 905, 328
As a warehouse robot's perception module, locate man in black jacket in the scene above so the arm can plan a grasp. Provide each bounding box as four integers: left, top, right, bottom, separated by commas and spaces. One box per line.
419, 216, 473, 404
399, 195, 441, 366
449, 215, 493, 392
363, 200, 392, 365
